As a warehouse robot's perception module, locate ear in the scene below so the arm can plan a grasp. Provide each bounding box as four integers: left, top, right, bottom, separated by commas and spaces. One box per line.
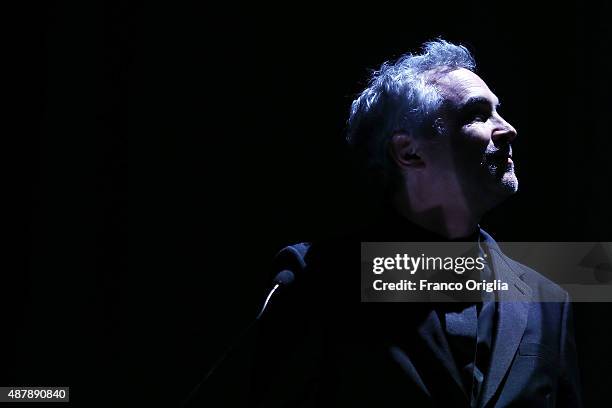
389, 132, 425, 169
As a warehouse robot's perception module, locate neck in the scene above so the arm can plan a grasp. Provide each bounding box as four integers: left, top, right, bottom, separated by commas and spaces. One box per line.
391, 188, 482, 240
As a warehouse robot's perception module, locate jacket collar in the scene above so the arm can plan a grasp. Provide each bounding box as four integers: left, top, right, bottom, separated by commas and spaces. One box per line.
477, 229, 532, 408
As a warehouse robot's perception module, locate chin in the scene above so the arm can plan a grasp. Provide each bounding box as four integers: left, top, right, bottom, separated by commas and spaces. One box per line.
492, 173, 519, 197
483, 162, 518, 194
501, 172, 519, 193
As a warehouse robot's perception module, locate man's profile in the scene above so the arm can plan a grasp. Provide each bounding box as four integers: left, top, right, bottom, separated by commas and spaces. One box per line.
249, 39, 581, 407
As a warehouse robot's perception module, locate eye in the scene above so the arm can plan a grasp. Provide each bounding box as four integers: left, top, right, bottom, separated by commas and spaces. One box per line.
469, 110, 491, 123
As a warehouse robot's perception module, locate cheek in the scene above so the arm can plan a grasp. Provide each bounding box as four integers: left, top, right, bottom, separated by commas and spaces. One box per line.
451, 127, 491, 161
423, 139, 455, 171
461, 125, 492, 145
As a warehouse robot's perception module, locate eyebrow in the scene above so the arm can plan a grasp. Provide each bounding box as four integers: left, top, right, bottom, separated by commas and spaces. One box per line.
462, 96, 501, 110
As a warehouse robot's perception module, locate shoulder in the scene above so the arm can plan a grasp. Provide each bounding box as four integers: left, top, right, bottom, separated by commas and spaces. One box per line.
480, 229, 570, 303
504, 257, 569, 302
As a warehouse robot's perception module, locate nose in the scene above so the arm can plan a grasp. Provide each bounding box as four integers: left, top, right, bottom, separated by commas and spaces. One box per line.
491, 115, 517, 147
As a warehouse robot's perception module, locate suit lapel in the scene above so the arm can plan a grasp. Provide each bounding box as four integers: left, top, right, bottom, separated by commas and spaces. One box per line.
479, 239, 532, 408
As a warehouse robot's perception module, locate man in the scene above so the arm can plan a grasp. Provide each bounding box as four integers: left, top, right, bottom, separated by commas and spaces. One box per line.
250, 40, 581, 407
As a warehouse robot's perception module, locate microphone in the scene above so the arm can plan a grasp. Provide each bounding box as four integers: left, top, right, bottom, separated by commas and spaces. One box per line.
182, 243, 309, 406
256, 269, 295, 320
274, 269, 296, 286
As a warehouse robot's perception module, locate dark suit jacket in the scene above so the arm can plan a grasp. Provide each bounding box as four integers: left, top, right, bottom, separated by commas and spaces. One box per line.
249, 224, 582, 407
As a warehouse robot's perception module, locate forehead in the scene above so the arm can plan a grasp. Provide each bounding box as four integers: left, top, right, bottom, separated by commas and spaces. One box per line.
432, 68, 498, 106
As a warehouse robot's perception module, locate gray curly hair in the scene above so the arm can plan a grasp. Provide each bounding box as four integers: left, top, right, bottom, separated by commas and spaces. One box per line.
347, 39, 476, 192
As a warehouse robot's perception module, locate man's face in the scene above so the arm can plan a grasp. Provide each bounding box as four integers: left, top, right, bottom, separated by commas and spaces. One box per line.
428, 68, 518, 208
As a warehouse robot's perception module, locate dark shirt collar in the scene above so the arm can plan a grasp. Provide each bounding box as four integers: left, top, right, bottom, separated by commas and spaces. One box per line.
373, 206, 482, 243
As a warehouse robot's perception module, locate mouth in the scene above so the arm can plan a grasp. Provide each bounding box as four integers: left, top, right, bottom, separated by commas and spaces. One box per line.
485, 149, 514, 174
491, 149, 513, 164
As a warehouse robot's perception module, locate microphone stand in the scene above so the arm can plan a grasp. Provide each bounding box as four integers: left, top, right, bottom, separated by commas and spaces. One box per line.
181, 270, 294, 407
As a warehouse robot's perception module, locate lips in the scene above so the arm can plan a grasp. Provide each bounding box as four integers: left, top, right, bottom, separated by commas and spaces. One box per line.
491, 148, 512, 163
486, 149, 514, 172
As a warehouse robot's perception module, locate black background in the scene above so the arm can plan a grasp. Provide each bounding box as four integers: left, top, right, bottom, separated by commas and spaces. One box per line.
12, 1, 611, 406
